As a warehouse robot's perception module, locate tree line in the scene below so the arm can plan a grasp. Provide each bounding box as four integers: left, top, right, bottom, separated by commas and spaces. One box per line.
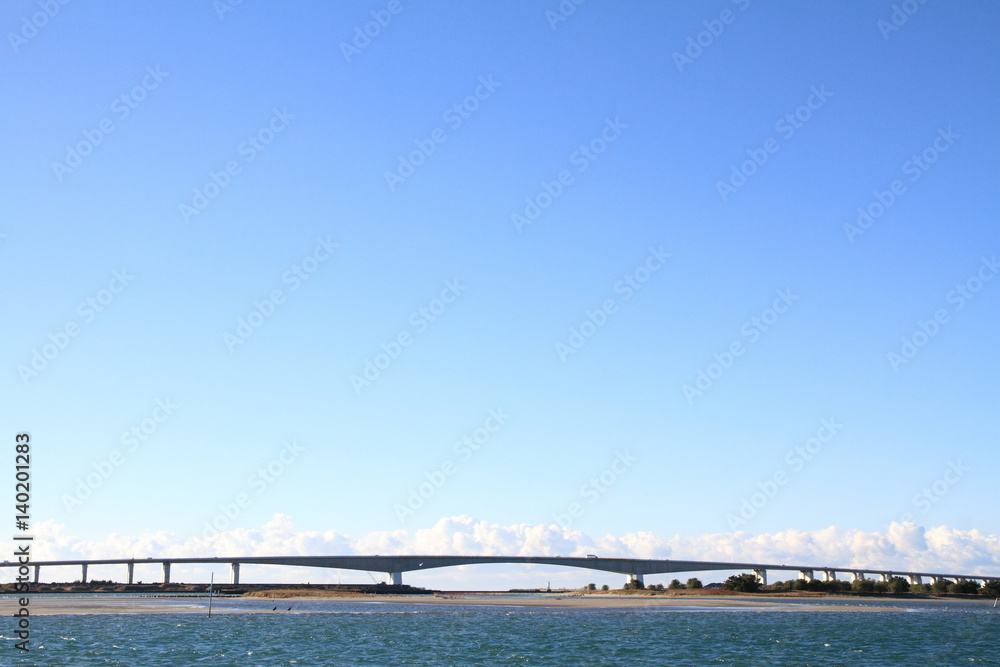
582, 574, 1000, 596
722, 572, 1000, 596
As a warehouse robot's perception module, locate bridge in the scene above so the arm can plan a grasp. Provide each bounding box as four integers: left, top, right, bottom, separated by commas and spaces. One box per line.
2, 555, 997, 588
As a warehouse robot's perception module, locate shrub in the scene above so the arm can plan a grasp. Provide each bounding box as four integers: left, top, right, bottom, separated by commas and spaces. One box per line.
981, 580, 1000, 597
949, 580, 980, 595
825, 580, 851, 593
851, 578, 875, 593
722, 574, 760, 593
887, 577, 910, 594
931, 580, 951, 595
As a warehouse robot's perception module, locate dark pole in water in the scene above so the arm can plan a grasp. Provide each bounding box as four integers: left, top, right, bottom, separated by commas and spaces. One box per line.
208, 573, 214, 618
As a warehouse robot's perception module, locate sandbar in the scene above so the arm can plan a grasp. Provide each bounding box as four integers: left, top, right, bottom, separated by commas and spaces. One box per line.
0, 593, 905, 615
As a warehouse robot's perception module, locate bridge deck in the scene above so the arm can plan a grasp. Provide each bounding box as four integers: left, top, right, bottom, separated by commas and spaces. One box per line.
2, 555, 995, 584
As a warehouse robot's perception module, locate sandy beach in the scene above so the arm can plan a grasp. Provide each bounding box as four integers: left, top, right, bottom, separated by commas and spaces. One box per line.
0, 593, 905, 615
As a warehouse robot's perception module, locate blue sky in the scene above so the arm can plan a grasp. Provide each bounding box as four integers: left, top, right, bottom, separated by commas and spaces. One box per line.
3, 1, 998, 586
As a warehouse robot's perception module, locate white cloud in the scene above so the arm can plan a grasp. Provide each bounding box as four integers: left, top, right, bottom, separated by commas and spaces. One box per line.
3, 516, 997, 588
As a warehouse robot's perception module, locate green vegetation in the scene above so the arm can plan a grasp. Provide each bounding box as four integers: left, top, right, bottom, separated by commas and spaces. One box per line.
622, 579, 645, 590
931, 579, 952, 595
766, 576, 992, 596
950, 580, 980, 595
722, 573, 760, 593
592, 574, 998, 597
887, 576, 910, 594
851, 577, 875, 593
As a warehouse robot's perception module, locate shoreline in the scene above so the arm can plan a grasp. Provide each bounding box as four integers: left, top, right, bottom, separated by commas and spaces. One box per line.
0, 592, 959, 615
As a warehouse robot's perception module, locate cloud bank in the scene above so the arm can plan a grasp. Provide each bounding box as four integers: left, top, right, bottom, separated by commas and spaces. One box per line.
5, 515, 998, 588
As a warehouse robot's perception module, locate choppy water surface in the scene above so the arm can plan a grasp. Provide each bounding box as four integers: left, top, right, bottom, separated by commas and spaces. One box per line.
3, 597, 999, 665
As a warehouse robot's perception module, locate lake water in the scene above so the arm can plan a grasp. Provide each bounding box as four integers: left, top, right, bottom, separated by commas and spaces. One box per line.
3, 596, 999, 665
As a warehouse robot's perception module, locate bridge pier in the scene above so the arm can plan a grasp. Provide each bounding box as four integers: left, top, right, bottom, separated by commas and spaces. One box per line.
10, 556, 991, 595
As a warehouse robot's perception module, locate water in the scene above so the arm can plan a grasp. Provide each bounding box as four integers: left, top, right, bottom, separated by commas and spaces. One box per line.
3, 597, 998, 665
